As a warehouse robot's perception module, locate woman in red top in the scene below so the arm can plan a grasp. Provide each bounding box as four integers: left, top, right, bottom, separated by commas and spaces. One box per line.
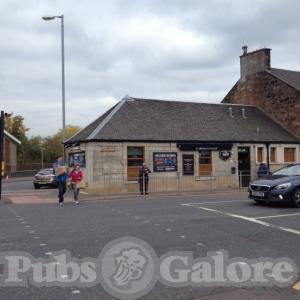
69, 165, 83, 204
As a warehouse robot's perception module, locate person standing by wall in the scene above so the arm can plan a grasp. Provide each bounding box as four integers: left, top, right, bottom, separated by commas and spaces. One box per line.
139, 163, 151, 195
69, 164, 83, 204
53, 155, 67, 206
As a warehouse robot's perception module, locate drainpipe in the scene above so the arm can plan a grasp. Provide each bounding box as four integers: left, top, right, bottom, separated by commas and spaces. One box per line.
266, 143, 270, 174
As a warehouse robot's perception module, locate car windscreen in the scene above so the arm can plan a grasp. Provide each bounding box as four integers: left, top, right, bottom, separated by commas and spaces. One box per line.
273, 165, 300, 176
38, 169, 53, 175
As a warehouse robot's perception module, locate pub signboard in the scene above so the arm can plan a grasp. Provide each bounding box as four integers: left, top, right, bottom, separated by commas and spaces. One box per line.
153, 152, 177, 172
177, 143, 233, 151
182, 154, 194, 175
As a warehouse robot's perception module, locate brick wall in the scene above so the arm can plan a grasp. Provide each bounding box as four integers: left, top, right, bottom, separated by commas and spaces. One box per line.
223, 71, 300, 137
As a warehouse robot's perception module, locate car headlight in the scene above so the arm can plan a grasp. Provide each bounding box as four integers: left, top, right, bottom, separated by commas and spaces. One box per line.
274, 183, 292, 190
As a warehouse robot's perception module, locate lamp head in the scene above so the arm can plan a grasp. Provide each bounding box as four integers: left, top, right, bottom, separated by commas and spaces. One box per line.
42, 15, 56, 21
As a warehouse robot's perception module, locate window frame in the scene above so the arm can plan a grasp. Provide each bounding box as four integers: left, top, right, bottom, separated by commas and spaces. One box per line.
257, 147, 264, 163
199, 150, 212, 176
284, 147, 296, 163
127, 146, 144, 180
270, 147, 277, 163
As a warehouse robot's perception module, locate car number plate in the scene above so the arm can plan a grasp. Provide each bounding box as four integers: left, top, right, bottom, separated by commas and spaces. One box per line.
252, 191, 264, 197
38, 182, 47, 185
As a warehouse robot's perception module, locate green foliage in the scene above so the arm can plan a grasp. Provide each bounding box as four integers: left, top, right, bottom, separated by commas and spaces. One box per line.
5, 113, 80, 165
4, 114, 29, 142
43, 125, 81, 162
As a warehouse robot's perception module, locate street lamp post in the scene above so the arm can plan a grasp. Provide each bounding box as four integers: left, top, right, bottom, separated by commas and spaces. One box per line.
42, 15, 66, 161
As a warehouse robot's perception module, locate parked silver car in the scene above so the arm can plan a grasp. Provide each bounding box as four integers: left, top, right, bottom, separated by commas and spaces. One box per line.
33, 168, 57, 189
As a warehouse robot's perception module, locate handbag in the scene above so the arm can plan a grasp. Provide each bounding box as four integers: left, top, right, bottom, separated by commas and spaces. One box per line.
76, 180, 86, 189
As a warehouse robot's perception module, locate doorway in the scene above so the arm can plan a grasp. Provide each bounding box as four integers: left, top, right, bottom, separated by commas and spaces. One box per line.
238, 147, 251, 187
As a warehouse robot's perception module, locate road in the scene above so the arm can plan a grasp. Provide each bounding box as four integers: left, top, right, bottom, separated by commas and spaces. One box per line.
1, 181, 300, 299
2, 177, 36, 192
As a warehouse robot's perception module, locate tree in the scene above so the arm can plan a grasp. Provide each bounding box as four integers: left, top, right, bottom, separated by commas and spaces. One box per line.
4, 114, 29, 142
4, 112, 81, 168
4, 114, 30, 163
43, 125, 81, 163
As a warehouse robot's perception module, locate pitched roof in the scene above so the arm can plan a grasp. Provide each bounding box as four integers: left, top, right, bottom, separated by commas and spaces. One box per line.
4, 130, 21, 144
65, 97, 300, 144
268, 68, 300, 90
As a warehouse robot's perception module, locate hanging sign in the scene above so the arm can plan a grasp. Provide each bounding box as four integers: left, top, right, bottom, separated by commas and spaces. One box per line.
219, 150, 231, 161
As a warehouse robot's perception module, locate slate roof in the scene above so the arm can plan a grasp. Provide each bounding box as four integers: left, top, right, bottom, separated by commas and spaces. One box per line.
268, 68, 300, 90
65, 97, 300, 145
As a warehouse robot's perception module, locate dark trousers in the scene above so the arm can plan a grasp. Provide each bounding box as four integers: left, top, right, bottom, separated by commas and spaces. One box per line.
139, 179, 149, 194
58, 181, 66, 203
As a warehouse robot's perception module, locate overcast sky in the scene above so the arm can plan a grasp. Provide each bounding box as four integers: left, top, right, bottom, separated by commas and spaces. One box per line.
1, 0, 300, 137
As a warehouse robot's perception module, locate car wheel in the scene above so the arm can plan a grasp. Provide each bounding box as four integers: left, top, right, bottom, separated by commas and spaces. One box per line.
34, 184, 40, 189
292, 188, 300, 208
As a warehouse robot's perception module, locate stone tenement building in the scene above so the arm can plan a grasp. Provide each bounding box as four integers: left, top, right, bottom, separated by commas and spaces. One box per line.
222, 46, 300, 137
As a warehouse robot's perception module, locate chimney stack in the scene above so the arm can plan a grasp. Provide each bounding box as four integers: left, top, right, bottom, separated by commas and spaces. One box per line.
240, 46, 271, 81
242, 45, 248, 55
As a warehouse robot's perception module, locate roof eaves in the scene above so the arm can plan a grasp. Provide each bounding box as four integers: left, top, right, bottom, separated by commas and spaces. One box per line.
4, 130, 21, 144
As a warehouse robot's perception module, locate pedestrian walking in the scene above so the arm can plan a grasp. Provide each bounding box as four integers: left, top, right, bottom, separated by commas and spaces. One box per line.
69, 165, 83, 204
138, 163, 151, 195
52, 155, 67, 205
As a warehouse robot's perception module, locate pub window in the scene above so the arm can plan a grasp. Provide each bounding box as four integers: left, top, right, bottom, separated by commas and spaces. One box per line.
270, 147, 276, 163
127, 146, 144, 180
257, 147, 263, 163
199, 150, 212, 176
284, 147, 296, 163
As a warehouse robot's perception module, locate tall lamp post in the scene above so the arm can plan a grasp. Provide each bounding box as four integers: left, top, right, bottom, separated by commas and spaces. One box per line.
42, 15, 66, 161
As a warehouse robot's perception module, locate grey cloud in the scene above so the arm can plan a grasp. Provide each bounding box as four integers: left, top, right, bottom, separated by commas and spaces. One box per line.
1, 0, 300, 136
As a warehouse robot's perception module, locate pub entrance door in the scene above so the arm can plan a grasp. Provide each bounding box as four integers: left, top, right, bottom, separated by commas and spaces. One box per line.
238, 147, 251, 187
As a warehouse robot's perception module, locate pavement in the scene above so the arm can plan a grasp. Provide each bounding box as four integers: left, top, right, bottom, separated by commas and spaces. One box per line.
1, 180, 300, 299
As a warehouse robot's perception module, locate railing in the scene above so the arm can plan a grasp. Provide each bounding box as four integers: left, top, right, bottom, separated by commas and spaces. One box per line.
88, 172, 251, 194
5, 163, 53, 177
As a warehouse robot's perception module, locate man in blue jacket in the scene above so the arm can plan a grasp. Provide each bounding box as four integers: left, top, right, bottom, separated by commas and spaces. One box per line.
52, 155, 67, 205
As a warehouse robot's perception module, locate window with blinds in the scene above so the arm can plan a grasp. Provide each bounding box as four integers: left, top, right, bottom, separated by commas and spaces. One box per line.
284, 148, 296, 163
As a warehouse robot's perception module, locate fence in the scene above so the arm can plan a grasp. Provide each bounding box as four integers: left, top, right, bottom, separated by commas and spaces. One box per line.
88, 171, 252, 194
5, 163, 52, 177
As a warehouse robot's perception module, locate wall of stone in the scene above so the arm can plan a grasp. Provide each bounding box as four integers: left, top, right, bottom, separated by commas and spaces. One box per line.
223, 71, 300, 137
67, 141, 300, 193
70, 142, 248, 192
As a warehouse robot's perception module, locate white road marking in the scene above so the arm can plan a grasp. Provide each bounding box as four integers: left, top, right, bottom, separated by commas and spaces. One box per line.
180, 235, 186, 239
192, 205, 300, 236
40, 243, 47, 247
197, 243, 204, 246
60, 275, 68, 278
80, 191, 88, 195
25, 225, 30, 228
72, 290, 80, 294
181, 200, 244, 207
166, 228, 172, 232
34, 236, 40, 239
29, 231, 35, 234
256, 212, 300, 219
45, 252, 52, 255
